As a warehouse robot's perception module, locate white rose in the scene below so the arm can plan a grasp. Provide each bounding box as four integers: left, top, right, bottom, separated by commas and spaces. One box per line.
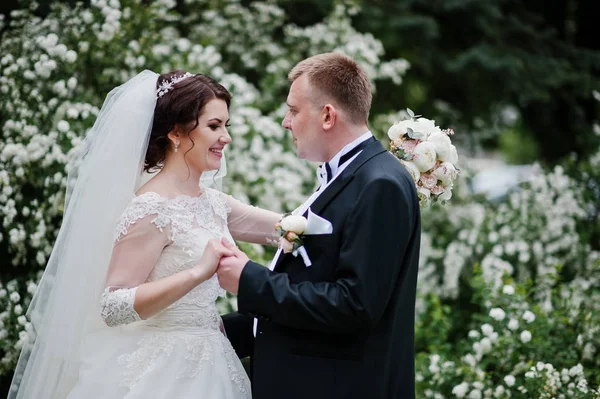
504, 375, 516, 386
452, 382, 469, 398
27, 282, 37, 294
489, 308, 506, 321
522, 310, 536, 323
400, 160, 420, 183
494, 385, 505, 396
46, 33, 59, 47
67, 108, 79, 119
412, 141, 437, 172
502, 285, 515, 295
413, 117, 441, 138
57, 120, 70, 132
438, 187, 452, 201
508, 319, 519, 330
280, 215, 307, 234
480, 337, 492, 352
427, 132, 452, 160
65, 50, 78, 63
446, 144, 459, 165
481, 323, 494, 336
520, 330, 532, 343
387, 120, 412, 140
432, 162, 457, 186
9, 292, 20, 302
67, 77, 78, 89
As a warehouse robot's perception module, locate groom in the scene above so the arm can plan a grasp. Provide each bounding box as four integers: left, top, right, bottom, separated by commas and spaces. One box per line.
218, 52, 421, 399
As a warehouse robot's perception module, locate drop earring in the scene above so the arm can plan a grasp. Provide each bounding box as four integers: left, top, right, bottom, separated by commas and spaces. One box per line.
174, 141, 179, 153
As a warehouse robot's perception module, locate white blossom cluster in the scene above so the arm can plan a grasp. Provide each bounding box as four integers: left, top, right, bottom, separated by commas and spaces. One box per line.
0, 278, 38, 376
186, 0, 410, 107
417, 282, 600, 398
417, 162, 598, 303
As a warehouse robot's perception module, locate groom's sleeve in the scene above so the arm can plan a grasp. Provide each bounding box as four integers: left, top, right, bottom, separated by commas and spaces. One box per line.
237, 176, 418, 334
222, 312, 255, 358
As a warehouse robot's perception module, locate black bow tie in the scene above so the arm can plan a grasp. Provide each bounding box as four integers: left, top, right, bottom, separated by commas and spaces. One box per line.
319, 137, 375, 185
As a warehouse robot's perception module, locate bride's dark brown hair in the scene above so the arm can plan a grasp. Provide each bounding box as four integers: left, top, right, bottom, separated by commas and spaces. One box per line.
144, 71, 232, 172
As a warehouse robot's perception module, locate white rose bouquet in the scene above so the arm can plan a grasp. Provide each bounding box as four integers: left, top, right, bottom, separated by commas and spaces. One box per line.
388, 109, 460, 207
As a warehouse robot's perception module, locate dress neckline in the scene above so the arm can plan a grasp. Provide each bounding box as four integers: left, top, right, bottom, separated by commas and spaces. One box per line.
134, 190, 208, 202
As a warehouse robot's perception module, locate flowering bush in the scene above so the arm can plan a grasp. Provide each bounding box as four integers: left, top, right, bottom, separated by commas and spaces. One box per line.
413, 145, 600, 396
416, 267, 600, 398
418, 161, 598, 301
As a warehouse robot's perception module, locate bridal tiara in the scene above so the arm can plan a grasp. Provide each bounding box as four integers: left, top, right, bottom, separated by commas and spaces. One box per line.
156, 72, 194, 99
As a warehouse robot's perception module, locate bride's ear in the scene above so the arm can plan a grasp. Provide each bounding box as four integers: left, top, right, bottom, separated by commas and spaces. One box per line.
167, 127, 182, 149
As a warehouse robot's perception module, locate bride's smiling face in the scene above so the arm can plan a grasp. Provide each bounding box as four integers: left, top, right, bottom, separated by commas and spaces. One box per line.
177, 99, 231, 174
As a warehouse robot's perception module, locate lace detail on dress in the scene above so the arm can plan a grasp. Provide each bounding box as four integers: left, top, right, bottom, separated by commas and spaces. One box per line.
219, 334, 251, 397
110, 188, 246, 395
118, 333, 176, 388
114, 193, 168, 241
114, 189, 231, 252
100, 287, 141, 327
118, 332, 250, 397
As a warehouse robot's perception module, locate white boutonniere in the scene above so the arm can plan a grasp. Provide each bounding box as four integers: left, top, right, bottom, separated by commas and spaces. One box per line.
275, 214, 307, 254
273, 209, 333, 267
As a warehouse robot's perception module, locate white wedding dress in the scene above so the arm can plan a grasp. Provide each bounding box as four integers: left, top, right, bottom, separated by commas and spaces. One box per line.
65, 188, 274, 399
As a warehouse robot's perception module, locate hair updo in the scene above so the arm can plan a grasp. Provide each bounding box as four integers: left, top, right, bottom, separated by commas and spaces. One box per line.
144, 71, 232, 172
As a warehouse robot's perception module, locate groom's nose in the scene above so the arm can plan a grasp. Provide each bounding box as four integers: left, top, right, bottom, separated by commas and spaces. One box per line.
282, 112, 292, 130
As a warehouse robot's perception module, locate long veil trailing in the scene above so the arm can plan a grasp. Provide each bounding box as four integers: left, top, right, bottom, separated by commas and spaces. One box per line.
9, 70, 159, 399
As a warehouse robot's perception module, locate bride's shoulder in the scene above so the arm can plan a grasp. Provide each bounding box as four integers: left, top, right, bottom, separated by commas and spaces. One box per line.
114, 192, 171, 241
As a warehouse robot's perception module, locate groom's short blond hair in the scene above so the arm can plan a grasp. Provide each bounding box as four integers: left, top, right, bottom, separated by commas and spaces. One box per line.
288, 52, 372, 125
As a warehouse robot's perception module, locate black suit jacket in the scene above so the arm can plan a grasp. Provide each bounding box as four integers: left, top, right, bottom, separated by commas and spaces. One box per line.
223, 140, 421, 399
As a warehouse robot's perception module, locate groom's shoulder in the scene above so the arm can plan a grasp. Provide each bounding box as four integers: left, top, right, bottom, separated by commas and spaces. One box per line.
357, 150, 415, 188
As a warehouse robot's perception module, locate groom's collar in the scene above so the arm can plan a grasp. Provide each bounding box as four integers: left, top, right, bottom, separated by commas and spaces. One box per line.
309, 139, 386, 216
327, 131, 373, 177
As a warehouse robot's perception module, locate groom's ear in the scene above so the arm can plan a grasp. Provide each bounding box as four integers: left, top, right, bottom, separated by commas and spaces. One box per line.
321, 104, 337, 131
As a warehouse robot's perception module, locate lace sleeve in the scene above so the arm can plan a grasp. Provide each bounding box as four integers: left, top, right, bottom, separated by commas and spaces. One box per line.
100, 287, 141, 327
225, 194, 282, 245
101, 195, 170, 326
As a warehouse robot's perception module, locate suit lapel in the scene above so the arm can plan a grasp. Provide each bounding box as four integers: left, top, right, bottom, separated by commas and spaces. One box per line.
309, 140, 386, 215
274, 140, 387, 272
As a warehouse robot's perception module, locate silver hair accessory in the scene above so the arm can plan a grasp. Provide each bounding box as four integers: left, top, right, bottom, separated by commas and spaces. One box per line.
156, 72, 194, 99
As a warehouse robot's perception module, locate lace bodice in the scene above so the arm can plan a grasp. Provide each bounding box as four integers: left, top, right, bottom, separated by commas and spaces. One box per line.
100, 188, 233, 330
94, 189, 266, 397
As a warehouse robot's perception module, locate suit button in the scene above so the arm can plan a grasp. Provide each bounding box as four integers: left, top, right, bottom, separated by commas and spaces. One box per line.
259, 331, 263, 335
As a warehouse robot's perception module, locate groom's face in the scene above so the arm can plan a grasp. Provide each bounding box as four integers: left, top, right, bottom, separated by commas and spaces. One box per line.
282, 75, 325, 162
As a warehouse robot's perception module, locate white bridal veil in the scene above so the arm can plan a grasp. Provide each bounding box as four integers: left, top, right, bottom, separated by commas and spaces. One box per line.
9, 70, 160, 399
10, 68, 229, 398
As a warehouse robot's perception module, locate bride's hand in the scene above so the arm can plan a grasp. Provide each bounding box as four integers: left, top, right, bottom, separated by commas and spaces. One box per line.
191, 239, 234, 282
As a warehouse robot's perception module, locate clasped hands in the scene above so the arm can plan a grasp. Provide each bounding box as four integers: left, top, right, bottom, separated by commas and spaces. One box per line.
199, 238, 249, 295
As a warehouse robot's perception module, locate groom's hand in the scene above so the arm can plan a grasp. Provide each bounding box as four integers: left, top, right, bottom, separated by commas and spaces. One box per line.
217, 239, 249, 295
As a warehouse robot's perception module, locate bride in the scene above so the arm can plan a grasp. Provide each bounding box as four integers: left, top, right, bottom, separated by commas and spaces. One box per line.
9, 70, 281, 398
